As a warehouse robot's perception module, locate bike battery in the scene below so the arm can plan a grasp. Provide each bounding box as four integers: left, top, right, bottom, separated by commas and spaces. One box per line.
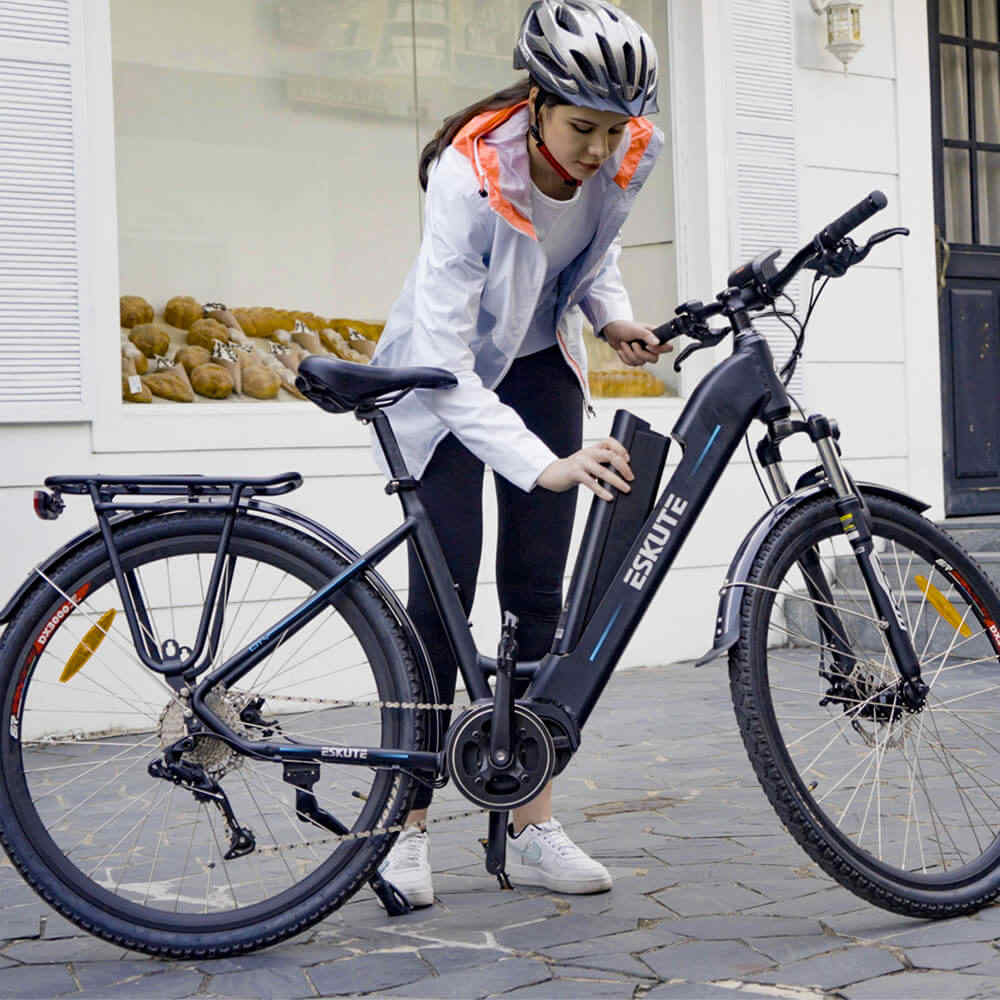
554, 410, 670, 654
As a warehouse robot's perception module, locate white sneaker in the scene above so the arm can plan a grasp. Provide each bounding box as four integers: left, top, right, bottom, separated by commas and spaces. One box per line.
378, 826, 434, 907
506, 818, 612, 894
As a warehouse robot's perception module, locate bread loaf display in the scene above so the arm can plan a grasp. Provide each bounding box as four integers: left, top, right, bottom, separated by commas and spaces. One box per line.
128, 323, 171, 359
190, 362, 235, 399
142, 362, 194, 403
164, 296, 203, 330
175, 345, 212, 374
186, 317, 231, 350
117, 295, 387, 406
120, 296, 154, 328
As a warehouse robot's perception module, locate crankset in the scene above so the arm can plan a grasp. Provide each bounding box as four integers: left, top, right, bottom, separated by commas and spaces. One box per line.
148, 754, 255, 859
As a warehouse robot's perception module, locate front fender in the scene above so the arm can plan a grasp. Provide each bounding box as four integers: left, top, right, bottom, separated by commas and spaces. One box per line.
694, 481, 930, 667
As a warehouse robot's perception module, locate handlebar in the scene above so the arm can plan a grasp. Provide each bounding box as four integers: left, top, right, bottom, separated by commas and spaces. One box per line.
650, 189, 890, 347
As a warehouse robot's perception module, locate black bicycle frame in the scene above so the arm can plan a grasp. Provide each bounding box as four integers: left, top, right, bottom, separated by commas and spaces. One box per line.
168, 327, 788, 775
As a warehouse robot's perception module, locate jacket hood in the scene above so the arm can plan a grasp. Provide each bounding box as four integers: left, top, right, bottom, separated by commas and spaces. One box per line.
451, 101, 658, 241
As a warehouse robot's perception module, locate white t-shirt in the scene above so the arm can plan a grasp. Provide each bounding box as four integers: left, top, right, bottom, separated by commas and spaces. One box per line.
517, 178, 603, 358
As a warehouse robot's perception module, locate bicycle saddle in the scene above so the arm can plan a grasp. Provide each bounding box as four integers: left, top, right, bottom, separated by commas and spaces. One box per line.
296, 356, 457, 413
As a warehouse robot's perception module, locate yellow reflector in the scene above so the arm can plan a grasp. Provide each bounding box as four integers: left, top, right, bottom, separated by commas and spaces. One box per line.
915, 575, 972, 639
59, 609, 116, 682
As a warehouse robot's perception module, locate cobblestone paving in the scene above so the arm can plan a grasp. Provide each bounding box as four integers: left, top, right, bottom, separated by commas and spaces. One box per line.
2, 660, 999, 998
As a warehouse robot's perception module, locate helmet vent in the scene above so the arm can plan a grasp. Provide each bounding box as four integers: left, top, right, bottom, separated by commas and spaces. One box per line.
555, 5, 583, 34
528, 11, 543, 36
571, 50, 599, 83
622, 41, 635, 83
596, 33, 620, 85
534, 49, 567, 75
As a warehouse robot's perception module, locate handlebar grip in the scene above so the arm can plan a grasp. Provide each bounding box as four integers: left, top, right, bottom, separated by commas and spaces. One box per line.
817, 190, 887, 250
650, 319, 685, 344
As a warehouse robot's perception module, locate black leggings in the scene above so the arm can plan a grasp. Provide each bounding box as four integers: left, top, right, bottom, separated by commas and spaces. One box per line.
406, 345, 583, 809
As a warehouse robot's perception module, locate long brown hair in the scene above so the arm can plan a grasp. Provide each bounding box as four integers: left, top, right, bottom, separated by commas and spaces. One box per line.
418, 77, 564, 190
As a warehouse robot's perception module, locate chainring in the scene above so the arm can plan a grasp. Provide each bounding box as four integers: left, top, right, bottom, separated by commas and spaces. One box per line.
445, 702, 554, 810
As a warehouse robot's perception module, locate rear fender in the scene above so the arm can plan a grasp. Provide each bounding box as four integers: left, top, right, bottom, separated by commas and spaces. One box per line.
0, 509, 158, 625
694, 482, 930, 667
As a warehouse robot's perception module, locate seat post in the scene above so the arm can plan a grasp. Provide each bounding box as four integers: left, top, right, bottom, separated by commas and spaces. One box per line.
362, 407, 412, 482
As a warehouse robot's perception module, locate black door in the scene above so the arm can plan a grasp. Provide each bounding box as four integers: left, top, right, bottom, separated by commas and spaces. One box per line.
930, 0, 1000, 515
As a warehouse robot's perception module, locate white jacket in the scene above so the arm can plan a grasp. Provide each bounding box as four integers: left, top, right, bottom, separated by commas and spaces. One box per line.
371, 101, 663, 492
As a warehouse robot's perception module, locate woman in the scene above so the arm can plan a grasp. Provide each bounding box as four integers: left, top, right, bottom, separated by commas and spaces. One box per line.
371, 0, 670, 905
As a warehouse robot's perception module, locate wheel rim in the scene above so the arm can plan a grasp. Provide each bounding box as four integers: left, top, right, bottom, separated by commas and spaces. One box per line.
754, 508, 1000, 887
3, 521, 412, 928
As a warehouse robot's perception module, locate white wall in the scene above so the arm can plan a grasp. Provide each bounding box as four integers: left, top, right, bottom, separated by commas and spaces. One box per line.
1, 0, 940, 688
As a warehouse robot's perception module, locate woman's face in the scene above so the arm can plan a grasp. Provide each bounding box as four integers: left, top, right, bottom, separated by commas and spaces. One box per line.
533, 94, 632, 183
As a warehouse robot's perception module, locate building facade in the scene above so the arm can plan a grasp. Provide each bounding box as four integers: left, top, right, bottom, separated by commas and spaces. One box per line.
1, 1, 984, 670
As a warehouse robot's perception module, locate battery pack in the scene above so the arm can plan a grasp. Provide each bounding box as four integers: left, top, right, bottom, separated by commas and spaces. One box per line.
554, 410, 670, 654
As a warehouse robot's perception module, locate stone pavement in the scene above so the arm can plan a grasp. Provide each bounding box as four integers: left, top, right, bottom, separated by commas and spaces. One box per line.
2, 659, 1000, 999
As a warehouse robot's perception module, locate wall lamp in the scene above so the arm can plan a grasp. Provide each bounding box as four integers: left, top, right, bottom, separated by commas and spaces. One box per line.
810, 0, 864, 71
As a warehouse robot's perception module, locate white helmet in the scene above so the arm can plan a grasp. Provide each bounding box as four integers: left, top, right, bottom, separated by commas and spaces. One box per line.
513, 0, 659, 117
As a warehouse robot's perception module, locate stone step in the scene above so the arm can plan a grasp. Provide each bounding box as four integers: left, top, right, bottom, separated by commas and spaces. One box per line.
783, 586, 997, 660
938, 516, 1000, 554
824, 551, 1000, 595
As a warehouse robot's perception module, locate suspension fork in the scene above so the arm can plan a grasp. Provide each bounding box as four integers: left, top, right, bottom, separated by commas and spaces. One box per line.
808, 418, 928, 709
756, 436, 861, 680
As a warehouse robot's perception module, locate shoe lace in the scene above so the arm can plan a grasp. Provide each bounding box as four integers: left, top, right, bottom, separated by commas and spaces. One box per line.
392, 828, 427, 867
536, 820, 586, 859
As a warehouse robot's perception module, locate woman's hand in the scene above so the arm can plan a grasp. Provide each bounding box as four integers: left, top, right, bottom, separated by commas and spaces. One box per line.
601, 320, 673, 367
536, 438, 634, 501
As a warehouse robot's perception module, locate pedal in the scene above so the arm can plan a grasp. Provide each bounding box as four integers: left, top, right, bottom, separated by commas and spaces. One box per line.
369, 871, 413, 916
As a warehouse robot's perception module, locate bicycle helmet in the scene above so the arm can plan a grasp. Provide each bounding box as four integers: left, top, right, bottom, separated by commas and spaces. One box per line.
513, 0, 659, 117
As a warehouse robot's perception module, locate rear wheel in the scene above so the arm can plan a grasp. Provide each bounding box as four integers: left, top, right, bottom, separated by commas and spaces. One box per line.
0, 512, 427, 957
732, 494, 1000, 917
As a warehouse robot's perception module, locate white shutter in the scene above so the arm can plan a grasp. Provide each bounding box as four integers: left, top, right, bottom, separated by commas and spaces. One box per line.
0, 0, 88, 419
730, 0, 805, 398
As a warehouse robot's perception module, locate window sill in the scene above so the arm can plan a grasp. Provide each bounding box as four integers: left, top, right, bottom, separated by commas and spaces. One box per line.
92, 394, 687, 454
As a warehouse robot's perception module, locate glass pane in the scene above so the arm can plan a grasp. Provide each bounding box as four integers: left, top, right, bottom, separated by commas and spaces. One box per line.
946, 147, 974, 242
941, 0, 966, 35
972, 0, 999, 41
110, 0, 421, 410
941, 44, 970, 139
978, 150, 1000, 244
975, 49, 1000, 141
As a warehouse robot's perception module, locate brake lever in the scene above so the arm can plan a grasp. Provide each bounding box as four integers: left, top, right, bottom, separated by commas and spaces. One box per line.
806, 226, 911, 277
672, 327, 729, 372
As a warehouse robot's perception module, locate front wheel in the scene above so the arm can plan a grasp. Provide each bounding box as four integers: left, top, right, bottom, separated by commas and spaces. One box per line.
731, 493, 1000, 917
0, 512, 428, 957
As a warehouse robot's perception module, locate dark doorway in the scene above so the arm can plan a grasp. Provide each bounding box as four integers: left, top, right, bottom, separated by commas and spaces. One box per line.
929, 0, 1000, 515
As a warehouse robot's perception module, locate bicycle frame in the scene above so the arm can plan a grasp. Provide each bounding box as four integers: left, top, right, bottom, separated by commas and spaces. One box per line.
181, 326, 798, 770
53, 323, 919, 779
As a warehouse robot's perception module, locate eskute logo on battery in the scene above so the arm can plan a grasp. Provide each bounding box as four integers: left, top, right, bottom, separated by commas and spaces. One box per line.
624, 493, 689, 592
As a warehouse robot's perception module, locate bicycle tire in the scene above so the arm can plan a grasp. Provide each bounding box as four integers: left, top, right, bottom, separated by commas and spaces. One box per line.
731, 492, 1000, 917
0, 511, 427, 957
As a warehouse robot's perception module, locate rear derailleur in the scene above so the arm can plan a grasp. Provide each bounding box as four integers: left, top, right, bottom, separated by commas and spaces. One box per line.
148, 746, 255, 860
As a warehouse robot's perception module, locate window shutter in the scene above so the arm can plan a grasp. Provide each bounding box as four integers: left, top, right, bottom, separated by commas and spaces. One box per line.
0, 1, 89, 420
731, 0, 805, 398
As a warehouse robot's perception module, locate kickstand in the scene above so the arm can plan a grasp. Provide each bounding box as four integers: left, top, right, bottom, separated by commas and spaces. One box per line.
369, 871, 413, 916
480, 810, 513, 890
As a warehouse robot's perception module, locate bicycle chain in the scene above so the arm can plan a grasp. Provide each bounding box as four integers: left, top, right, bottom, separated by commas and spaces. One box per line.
245, 693, 492, 857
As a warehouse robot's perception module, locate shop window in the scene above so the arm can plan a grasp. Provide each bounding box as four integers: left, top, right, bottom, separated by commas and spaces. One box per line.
112, 0, 676, 410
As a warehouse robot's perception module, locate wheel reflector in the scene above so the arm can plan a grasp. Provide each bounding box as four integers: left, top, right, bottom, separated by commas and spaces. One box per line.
915, 575, 972, 638
59, 609, 116, 682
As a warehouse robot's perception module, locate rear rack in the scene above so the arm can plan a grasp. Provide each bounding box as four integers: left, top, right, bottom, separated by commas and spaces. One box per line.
32, 472, 304, 676
43, 473, 302, 512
